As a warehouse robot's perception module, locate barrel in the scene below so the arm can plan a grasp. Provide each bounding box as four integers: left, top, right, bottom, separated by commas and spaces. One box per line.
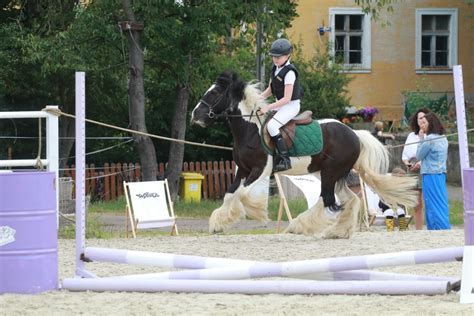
0, 171, 57, 294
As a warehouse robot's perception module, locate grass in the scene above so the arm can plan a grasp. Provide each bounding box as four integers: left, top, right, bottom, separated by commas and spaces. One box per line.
88, 195, 464, 224
59, 195, 465, 239
87, 196, 310, 220
449, 200, 464, 226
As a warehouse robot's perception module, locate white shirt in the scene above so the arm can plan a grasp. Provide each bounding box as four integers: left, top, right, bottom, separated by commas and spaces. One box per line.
402, 132, 419, 161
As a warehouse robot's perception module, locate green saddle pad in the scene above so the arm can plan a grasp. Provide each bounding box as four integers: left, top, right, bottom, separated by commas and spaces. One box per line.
261, 119, 323, 157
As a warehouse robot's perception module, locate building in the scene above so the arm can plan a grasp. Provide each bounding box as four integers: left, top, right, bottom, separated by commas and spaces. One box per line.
287, 0, 474, 121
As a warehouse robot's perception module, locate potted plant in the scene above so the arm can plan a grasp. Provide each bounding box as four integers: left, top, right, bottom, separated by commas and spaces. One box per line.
357, 106, 379, 122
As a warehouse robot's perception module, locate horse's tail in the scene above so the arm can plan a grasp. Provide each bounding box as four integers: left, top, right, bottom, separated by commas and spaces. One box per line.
353, 130, 418, 208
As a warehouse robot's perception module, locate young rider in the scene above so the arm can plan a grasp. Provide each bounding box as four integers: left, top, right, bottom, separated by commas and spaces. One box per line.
259, 38, 303, 172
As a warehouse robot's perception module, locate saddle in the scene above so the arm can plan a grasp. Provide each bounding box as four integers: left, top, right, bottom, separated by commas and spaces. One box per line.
262, 110, 313, 150
261, 110, 323, 157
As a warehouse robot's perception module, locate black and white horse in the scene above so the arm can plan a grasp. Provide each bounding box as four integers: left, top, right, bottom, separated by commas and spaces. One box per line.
191, 71, 417, 237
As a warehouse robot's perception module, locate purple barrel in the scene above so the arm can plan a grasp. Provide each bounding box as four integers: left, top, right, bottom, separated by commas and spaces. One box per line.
463, 168, 474, 246
0, 171, 57, 294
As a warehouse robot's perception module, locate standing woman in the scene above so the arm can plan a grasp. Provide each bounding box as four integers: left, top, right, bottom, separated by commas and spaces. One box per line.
402, 108, 431, 230
416, 112, 451, 230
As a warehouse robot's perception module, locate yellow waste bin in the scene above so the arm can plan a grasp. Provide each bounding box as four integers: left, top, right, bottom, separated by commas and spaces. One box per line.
180, 172, 205, 202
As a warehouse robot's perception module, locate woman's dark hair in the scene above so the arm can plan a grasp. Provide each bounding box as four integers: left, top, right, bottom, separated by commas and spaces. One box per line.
424, 112, 445, 135
410, 107, 431, 134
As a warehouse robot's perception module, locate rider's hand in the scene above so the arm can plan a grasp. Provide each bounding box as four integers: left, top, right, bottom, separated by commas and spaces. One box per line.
258, 106, 269, 114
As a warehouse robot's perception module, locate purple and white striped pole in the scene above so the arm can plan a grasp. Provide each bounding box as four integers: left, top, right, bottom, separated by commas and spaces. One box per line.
122, 247, 462, 280
84, 247, 459, 283
83, 246, 462, 280
85, 247, 254, 269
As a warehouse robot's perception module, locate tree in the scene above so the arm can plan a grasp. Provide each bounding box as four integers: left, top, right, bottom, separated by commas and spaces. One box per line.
294, 48, 352, 119
142, 0, 298, 198
120, 0, 158, 181
354, 0, 402, 20
0, 0, 299, 199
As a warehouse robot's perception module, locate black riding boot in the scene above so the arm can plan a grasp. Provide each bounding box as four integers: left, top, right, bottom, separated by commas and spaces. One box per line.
272, 134, 291, 172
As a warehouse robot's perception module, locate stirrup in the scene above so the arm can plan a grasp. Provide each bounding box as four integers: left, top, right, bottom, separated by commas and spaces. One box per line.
272, 157, 291, 173
273, 163, 290, 173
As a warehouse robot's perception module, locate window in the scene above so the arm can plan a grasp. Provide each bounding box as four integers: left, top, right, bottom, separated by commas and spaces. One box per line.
416, 9, 458, 72
330, 8, 371, 72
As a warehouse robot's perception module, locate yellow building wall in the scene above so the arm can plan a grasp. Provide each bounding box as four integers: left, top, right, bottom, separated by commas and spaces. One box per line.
287, 0, 474, 121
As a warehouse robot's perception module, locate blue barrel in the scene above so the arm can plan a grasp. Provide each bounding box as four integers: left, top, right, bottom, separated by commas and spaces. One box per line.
0, 171, 57, 294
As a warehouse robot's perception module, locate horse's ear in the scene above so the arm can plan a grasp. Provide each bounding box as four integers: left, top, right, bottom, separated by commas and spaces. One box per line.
215, 71, 233, 89
229, 80, 246, 102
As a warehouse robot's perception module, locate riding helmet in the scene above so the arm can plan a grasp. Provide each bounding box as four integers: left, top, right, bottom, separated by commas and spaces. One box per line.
269, 38, 292, 57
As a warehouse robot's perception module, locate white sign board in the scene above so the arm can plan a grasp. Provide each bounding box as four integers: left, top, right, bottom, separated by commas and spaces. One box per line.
127, 181, 175, 229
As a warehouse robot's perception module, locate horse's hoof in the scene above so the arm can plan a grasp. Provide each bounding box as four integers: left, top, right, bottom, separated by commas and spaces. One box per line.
325, 204, 343, 218
209, 227, 224, 234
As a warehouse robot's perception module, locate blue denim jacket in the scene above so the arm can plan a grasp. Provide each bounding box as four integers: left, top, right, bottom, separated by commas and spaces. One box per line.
416, 133, 448, 174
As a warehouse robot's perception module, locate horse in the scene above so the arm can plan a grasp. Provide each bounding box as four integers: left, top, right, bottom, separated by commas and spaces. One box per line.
190, 70, 418, 238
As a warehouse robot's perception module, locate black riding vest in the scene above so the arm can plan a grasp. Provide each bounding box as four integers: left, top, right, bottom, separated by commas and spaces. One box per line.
270, 64, 302, 101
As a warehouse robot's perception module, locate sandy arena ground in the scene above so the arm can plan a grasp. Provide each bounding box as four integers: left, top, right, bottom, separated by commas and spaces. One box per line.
1, 227, 474, 315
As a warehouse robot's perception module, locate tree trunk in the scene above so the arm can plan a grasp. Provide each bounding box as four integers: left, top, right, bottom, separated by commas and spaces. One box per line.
122, 0, 157, 181
57, 76, 75, 177
58, 115, 75, 177
166, 84, 189, 200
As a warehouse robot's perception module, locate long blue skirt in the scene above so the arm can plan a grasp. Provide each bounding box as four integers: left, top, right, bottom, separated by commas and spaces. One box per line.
422, 173, 451, 230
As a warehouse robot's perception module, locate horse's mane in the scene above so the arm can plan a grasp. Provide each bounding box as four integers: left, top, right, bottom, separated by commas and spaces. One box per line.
217, 71, 268, 125
240, 83, 267, 124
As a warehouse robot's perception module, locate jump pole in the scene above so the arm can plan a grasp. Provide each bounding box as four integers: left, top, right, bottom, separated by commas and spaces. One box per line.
453, 65, 474, 304
82, 246, 461, 282
80, 246, 462, 281
63, 279, 451, 295
103, 269, 459, 283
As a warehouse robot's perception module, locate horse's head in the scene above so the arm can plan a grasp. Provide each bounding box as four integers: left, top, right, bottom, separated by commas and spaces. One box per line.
191, 71, 246, 127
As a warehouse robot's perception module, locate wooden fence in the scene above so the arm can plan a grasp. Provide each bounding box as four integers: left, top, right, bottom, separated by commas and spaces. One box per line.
62, 160, 237, 201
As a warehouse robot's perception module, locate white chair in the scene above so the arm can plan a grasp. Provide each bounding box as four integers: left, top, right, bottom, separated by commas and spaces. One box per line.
124, 180, 178, 237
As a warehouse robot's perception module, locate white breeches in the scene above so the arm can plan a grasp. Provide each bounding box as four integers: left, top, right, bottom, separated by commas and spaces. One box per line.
267, 100, 300, 136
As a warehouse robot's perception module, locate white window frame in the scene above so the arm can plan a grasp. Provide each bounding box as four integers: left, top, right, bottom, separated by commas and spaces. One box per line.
415, 8, 458, 74
329, 7, 371, 73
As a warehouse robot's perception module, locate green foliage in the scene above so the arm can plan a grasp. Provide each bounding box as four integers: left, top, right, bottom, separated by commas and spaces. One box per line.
295, 48, 353, 119
403, 76, 449, 121
0, 0, 298, 164
354, 0, 402, 21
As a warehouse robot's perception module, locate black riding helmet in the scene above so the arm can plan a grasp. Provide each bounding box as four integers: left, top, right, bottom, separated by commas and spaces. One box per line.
269, 38, 292, 57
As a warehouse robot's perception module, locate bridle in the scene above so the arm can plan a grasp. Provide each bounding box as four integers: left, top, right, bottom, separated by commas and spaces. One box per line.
198, 85, 227, 119
198, 82, 262, 120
